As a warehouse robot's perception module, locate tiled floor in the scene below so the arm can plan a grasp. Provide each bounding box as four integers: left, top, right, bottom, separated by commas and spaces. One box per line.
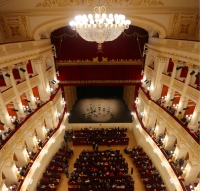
57, 130, 146, 191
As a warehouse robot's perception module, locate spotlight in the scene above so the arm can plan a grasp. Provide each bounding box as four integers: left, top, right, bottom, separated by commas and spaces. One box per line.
0, 122, 4, 126
146, 80, 150, 84
144, 79, 148, 82
5, 73, 10, 77
25, 99, 30, 103
176, 66, 182, 70
12, 109, 18, 112
51, 81, 55, 84
190, 71, 195, 75
170, 98, 176, 101
183, 107, 190, 110
20, 68, 26, 72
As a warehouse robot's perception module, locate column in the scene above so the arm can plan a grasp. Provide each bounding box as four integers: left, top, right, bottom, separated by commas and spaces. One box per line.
172, 144, 187, 161
165, 60, 178, 106
20, 61, 37, 109
0, 93, 14, 128
176, 64, 193, 116
36, 124, 47, 141
2, 71, 11, 86
31, 56, 51, 102
7, 66, 26, 118
12, 98, 26, 118
3, 162, 19, 183
150, 56, 169, 100
14, 147, 29, 164
188, 99, 200, 131
182, 161, 200, 185
163, 133, 177, 149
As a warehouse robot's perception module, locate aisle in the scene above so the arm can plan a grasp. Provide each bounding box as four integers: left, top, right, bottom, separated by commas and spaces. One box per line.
56, 130, 146, 191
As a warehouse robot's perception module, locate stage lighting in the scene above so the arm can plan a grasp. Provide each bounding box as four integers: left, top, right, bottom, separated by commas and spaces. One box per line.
25, 99, 30, 103
144, 79, 148, 82
5, 73, 10, 77
20, 68, 26, 72
146, 80, 150, 84
190, 71, 195, 75
12, 109, 18, 112
170, 98, 176, 101
183, 107, 190, 110
0, 122, 4, 126
51, 81, 55, 84
176, 66, 182, 70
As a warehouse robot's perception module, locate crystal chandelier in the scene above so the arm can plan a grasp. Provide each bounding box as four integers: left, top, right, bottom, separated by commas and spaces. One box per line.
69, 1, 131, 45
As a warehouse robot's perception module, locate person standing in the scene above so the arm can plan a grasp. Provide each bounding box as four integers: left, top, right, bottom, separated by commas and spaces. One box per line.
92, 142, 95, 151
131, 167, 134, 175
95, 143, 98, 151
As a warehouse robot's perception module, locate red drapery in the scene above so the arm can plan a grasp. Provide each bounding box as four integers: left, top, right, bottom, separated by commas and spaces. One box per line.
167, 58, 174, 72
180, 66, 188, 78
58, 65, 142, 82
27, 60, 33, 74
12, 69, 21, 79
0, 75, 6, 86
195, 73, 200, 84
51, 26, 148, 62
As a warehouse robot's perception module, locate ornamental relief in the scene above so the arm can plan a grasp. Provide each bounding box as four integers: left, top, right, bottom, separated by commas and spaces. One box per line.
36, 0, 164, 7
168, 13, 199, 41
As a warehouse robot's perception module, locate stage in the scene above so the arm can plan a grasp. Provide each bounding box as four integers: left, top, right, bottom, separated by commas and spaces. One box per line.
68, 98, 132, 123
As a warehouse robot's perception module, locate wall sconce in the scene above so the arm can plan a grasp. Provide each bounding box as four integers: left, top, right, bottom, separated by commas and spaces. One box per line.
190, 71, 195, 75
61, 98, 66, 105
57, 112, 61, 117
183, 107, 190, 110
5, 73, 10, 77
51, 80, 56, 84
12, 109, 18, 112
67, 112, 70, 116
170, 98, 176, 101
131, 112, 134, 115
20, 68, 26, 72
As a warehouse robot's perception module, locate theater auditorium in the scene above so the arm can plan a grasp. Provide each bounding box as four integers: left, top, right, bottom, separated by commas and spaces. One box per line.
0, 0, 199, 191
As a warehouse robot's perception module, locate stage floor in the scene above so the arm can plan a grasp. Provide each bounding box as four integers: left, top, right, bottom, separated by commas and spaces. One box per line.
68, 98, 132, 123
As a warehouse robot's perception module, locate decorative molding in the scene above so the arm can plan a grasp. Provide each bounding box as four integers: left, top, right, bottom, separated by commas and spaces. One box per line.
0, 0, 14, 7
36, 0, 164, 7
60, 80, 140, 84
0, 16, 32, 42
56, 60, 143, 66
168, 13, 199, 40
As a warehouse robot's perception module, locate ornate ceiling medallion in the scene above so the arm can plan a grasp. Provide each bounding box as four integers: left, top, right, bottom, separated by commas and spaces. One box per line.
36, 0, 164, 7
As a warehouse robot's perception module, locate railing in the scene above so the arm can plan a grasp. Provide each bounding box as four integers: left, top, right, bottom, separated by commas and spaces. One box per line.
134, 108, 188, 191
0, 87, 61, 151
140, 86, 199, 144
16, 106, 66, 191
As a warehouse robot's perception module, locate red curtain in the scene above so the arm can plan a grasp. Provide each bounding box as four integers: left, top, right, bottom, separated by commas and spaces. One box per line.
180, 66, 188, 78
0, 75, 6, 86
195, 73, 200, 84
12, 69, 21, 79
51, 25, 148, 62
27, 60, 33, 74
58, 65, 142, 82
167, 58, 174, 72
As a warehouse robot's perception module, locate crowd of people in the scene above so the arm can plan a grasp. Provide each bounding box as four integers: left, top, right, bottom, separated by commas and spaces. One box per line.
72, 127, 129, 146
68, 150, 134, 190
37, 137, 73, 191
125, 146, 166, 191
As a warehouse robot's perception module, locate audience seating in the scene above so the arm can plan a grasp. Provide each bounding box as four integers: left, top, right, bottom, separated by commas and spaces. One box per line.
73, 127, 129, 146
68, 150, 134, 190
125, 146, 166, 191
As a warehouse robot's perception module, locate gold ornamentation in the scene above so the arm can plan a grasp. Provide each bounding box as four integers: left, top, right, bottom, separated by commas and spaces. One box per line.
10, 26, 21, 37
36, 0, 163, 7
179, 24, 190, 34
36, 0, 93, 7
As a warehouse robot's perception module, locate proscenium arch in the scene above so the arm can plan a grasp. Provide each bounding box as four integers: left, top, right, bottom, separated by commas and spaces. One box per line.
32, 16, 167, 40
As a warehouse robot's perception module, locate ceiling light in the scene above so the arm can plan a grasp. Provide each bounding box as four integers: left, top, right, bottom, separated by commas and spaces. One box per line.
69, 1, 131, 46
